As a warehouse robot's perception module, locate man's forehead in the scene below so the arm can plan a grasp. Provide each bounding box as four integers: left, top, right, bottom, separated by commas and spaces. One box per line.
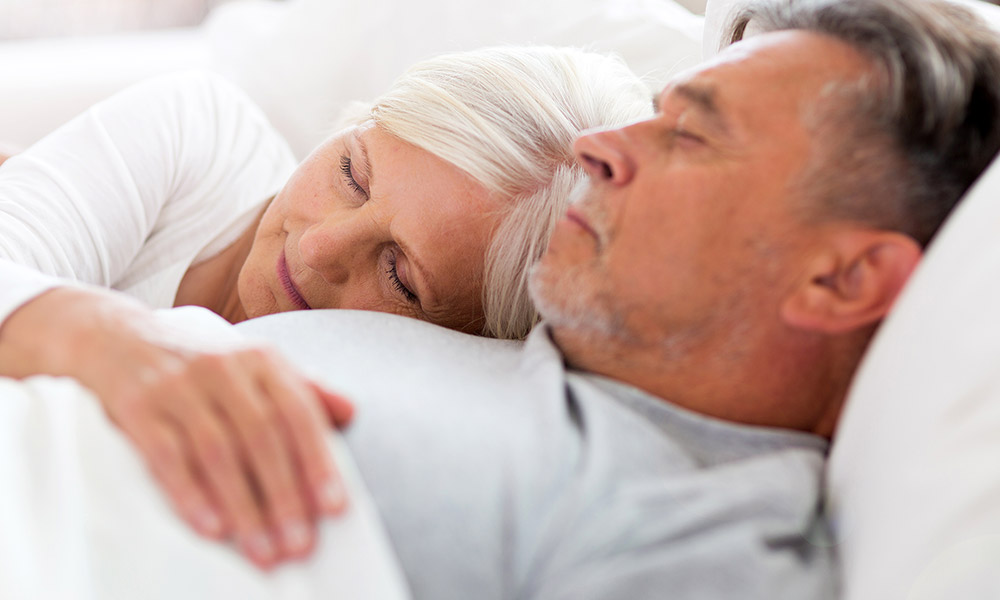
653, 29, 874, 136
661, 30, 872, 97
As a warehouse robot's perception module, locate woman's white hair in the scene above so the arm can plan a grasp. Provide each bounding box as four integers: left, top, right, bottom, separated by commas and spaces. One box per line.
344, 46, 652, 339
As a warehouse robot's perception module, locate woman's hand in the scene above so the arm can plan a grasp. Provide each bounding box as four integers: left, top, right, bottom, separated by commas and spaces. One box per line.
0, 286, 353, 569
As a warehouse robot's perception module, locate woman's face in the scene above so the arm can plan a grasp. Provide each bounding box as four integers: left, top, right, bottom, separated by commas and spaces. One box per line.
238, 122, 502, 332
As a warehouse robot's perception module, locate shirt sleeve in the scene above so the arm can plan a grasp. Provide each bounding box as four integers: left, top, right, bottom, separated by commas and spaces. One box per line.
0, 70, 295, 324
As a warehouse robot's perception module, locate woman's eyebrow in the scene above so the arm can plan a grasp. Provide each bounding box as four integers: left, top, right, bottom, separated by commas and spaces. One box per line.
351, 129, 375, 187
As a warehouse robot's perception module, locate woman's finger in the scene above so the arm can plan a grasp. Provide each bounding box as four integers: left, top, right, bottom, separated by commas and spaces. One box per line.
123, 414, 225, 539
164, 383, 278, 569
255, 356, 349, 517
209, 351, 317, 559
311, 382, 355, 428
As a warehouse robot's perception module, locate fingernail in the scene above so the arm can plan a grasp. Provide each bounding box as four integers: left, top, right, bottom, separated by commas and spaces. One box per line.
318, 479, 346, 513
242, 532, 277, 564
283, 521, 311, 554
195, 508, 223, 536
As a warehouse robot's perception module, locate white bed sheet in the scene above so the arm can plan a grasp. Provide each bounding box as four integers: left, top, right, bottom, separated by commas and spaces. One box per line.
0, 308, 410, 600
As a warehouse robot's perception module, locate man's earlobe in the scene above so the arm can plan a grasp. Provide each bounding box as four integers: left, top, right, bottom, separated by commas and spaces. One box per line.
780, 231, 922, 334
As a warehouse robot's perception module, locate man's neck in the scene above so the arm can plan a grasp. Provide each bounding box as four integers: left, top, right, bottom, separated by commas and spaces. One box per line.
551, 324, 851, 438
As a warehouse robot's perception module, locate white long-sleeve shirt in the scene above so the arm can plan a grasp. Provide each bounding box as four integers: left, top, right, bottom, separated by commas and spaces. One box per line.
0, 71, 297, 323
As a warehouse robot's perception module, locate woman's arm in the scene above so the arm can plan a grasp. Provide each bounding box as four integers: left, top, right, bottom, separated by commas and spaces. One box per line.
0, 73, 350, 568
0, 286, 352, 567
0, 72, 293, 291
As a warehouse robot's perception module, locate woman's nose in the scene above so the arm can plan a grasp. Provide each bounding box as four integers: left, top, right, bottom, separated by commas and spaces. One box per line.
298, 214, 375, 284
573, 128, 636, 186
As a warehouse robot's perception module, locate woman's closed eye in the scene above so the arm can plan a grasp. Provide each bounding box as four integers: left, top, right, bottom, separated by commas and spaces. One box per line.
338, 150, 418, 306
386, 250, 418, 304
339, 155, 369, 199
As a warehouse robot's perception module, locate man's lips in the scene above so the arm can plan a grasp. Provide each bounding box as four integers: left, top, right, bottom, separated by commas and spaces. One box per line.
564, 207, 600, 243
277, 249, 312, 310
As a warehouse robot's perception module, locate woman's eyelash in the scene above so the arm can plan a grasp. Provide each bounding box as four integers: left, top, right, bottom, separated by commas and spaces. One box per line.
339, 156, 368, 197
386, 252, 418, 303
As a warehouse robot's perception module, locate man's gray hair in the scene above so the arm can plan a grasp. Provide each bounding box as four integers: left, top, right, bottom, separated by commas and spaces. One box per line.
727, 0, 1000, 245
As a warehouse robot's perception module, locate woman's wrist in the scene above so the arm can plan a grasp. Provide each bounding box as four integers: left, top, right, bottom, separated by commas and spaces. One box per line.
0, 286, 154, 383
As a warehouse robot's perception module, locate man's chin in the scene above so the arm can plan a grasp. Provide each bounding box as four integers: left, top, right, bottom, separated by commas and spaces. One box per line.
528, 260, 618, 339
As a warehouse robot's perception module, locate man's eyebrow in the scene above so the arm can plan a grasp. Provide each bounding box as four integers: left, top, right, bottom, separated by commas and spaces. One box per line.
661, 82, 732, 136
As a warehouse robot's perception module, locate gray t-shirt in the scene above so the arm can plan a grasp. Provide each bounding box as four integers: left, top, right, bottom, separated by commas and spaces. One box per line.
243, 310, 837, 600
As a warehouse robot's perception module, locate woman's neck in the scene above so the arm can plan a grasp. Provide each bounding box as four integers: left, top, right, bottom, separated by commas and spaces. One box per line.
174, 208, 265, 324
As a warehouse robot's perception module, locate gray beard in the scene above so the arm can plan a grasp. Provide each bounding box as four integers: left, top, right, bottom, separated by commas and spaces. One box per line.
527, 258, 622, 340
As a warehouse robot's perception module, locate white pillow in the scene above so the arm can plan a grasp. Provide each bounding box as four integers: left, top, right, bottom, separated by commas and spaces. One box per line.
703, 0, 740, 57
828, 154, 1000, 599
206, 0, 704, 158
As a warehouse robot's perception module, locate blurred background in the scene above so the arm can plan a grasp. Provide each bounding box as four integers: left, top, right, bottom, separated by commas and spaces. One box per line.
1, 0, 994, 160
0, 0, 997, 41
0, 0, 707, 158
0, 0, 703, 39
0, 0, 244, 39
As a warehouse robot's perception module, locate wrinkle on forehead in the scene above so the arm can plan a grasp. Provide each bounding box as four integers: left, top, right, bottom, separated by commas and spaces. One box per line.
684, 31, 875, 150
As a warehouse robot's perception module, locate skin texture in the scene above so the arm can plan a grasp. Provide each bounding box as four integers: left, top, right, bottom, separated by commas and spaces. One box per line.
530, 31, 922, 439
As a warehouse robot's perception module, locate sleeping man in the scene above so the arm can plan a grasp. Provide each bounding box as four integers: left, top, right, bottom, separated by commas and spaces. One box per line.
2, 0, 1000, 598
328, 1, 998, 597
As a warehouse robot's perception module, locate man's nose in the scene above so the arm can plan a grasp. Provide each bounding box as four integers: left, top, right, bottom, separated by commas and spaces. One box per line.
298, 213, 377, 284
573, 129, 635, 185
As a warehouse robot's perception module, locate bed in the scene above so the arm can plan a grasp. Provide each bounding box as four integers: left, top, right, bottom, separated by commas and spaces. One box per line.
3, 0, 1000, 597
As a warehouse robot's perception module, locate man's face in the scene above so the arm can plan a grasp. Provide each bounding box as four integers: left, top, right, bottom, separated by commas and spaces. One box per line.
530, 31, 874, 363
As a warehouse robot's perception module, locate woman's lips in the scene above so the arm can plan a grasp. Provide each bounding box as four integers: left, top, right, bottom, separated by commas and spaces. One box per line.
277, 249, 312, 310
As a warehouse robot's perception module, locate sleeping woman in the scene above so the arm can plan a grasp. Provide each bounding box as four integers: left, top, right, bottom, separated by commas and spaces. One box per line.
0, 46, 652, 567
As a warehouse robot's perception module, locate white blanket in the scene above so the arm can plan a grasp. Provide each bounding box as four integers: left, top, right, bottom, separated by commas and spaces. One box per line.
0, 330, 410, 599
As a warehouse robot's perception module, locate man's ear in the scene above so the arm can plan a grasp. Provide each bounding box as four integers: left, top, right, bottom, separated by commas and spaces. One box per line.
781, 230, 922, 334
